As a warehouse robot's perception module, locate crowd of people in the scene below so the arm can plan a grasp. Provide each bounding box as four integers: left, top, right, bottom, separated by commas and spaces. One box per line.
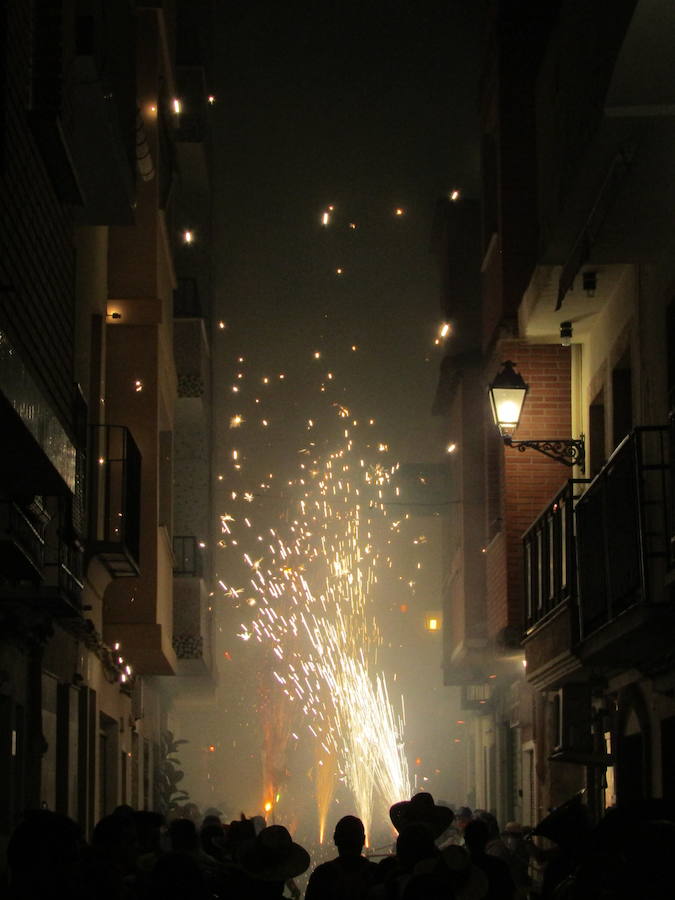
2, 791, 674, 898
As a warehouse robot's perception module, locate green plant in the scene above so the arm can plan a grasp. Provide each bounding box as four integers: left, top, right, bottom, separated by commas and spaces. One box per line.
155, 730, 190, 814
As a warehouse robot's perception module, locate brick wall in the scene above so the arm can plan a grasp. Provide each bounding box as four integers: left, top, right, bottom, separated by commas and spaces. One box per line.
0, 0, 76, 431
486, 342, 571, 642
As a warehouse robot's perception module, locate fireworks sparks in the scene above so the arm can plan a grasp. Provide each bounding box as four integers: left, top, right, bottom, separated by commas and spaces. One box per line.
216, 343, 412, 837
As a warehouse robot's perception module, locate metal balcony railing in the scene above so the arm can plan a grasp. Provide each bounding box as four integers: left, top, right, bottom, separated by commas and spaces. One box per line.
523, 480, 589, 633
89, 425, 141, 577
172, 535, 203, 577
0, 500, 46, 582
575, 427, 670, 640
174, 278, 202, 318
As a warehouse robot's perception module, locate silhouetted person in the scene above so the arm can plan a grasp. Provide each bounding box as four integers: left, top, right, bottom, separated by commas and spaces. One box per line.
239, 824, 310, 899
371, 822, 441, 899
305, 815, 378, 900
7, 809, 85, 900
148, 851, 212, 900
83, 812, 140, 899
464, 819, 514, 900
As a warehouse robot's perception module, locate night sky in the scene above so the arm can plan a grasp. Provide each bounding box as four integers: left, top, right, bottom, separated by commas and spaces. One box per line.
197, 0, 485, 843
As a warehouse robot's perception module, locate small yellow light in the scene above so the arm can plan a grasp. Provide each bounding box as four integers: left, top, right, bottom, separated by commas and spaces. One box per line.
450, 189, 461, 202
218, 320, 226, 329
440, 322, 451, 338
264, 801, 273, 813
208, 95, 216, 105
98, 457, 105, 465
446, 443, 456, 453
336, 268, 343, 275
349, 222, 357, 229
183, 229, 194, 244
314, 351, 321, 359
149, 104, 157, 114
134, 379, 143, 392
322, 211, 330, 226
395, 207, 404, 216
173, 98, 182, 115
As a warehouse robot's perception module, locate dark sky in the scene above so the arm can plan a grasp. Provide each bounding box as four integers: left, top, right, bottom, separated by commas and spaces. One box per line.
200, 0, 485, 836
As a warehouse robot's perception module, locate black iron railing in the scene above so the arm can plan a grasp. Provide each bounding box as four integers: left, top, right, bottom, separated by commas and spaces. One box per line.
0, 500, 46, 582
576, 427, 670, 640
89, 425, 141, 576
172, 535, 202, 577
523, 480, 589, 633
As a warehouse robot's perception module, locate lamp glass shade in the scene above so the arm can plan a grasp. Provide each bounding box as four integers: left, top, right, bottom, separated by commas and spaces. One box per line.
488, 362, 528, 434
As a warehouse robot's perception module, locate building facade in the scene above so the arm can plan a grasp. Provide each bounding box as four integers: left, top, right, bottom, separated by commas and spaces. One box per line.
0, 0, 216, 850
435, 0, 675, 826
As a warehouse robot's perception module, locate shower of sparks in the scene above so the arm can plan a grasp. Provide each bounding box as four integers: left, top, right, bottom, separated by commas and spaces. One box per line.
315, 747, 338, 844
217, 348, 412, 837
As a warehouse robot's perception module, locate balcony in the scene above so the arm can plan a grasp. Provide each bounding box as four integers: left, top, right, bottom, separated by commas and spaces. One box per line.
522, 480, 590, 689
173, 536, 203, 578
0, 497, 83, 615
0, 500, 46, 584
524, 480, 589, 629
41, 498, 85, 616
88, 426, 141, 577
575, 427, 673, 668
172, 535, 212, 678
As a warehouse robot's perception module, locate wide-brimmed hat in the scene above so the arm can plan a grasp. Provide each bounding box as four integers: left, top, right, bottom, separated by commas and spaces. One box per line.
239, 825, 310, 881
390, 792, 454, 838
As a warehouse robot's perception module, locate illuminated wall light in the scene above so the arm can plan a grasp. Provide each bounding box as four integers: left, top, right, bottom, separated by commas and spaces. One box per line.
173, 98, 182, 114
218, 321, 226, 329
207, 95, 216, 105
322, 211, 330, 226
446, 443, 457, 454
425, 613, 442, 632
98, 457, 105, 465
336, 268, 343, 275
198, 541, 206, 548
183, 229, 194, 244
440, 322, 451, 338
450, 189, 461, 202
395, 208, 404, 216
134, 379, 143, 392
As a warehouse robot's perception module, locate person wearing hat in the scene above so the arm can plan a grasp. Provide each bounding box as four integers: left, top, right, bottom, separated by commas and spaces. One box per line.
305, 815, 378, 900
238, 824, 310, 898
389, 792, 455, 841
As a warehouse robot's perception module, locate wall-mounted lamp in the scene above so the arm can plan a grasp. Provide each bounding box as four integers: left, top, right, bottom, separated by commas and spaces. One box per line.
488, 360, 585, 470
560, 321, 573, 347
424, 612, 442, 632
107, 312, 122, 320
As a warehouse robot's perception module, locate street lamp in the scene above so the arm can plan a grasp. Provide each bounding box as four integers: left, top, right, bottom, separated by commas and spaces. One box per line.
488, 361, 585, 470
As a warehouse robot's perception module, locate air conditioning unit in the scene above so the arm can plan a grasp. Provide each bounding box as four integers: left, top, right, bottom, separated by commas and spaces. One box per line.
551, 684, 593, 759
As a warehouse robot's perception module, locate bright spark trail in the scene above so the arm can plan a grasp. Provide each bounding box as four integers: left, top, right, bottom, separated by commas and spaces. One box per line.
214, 205, 433, 838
